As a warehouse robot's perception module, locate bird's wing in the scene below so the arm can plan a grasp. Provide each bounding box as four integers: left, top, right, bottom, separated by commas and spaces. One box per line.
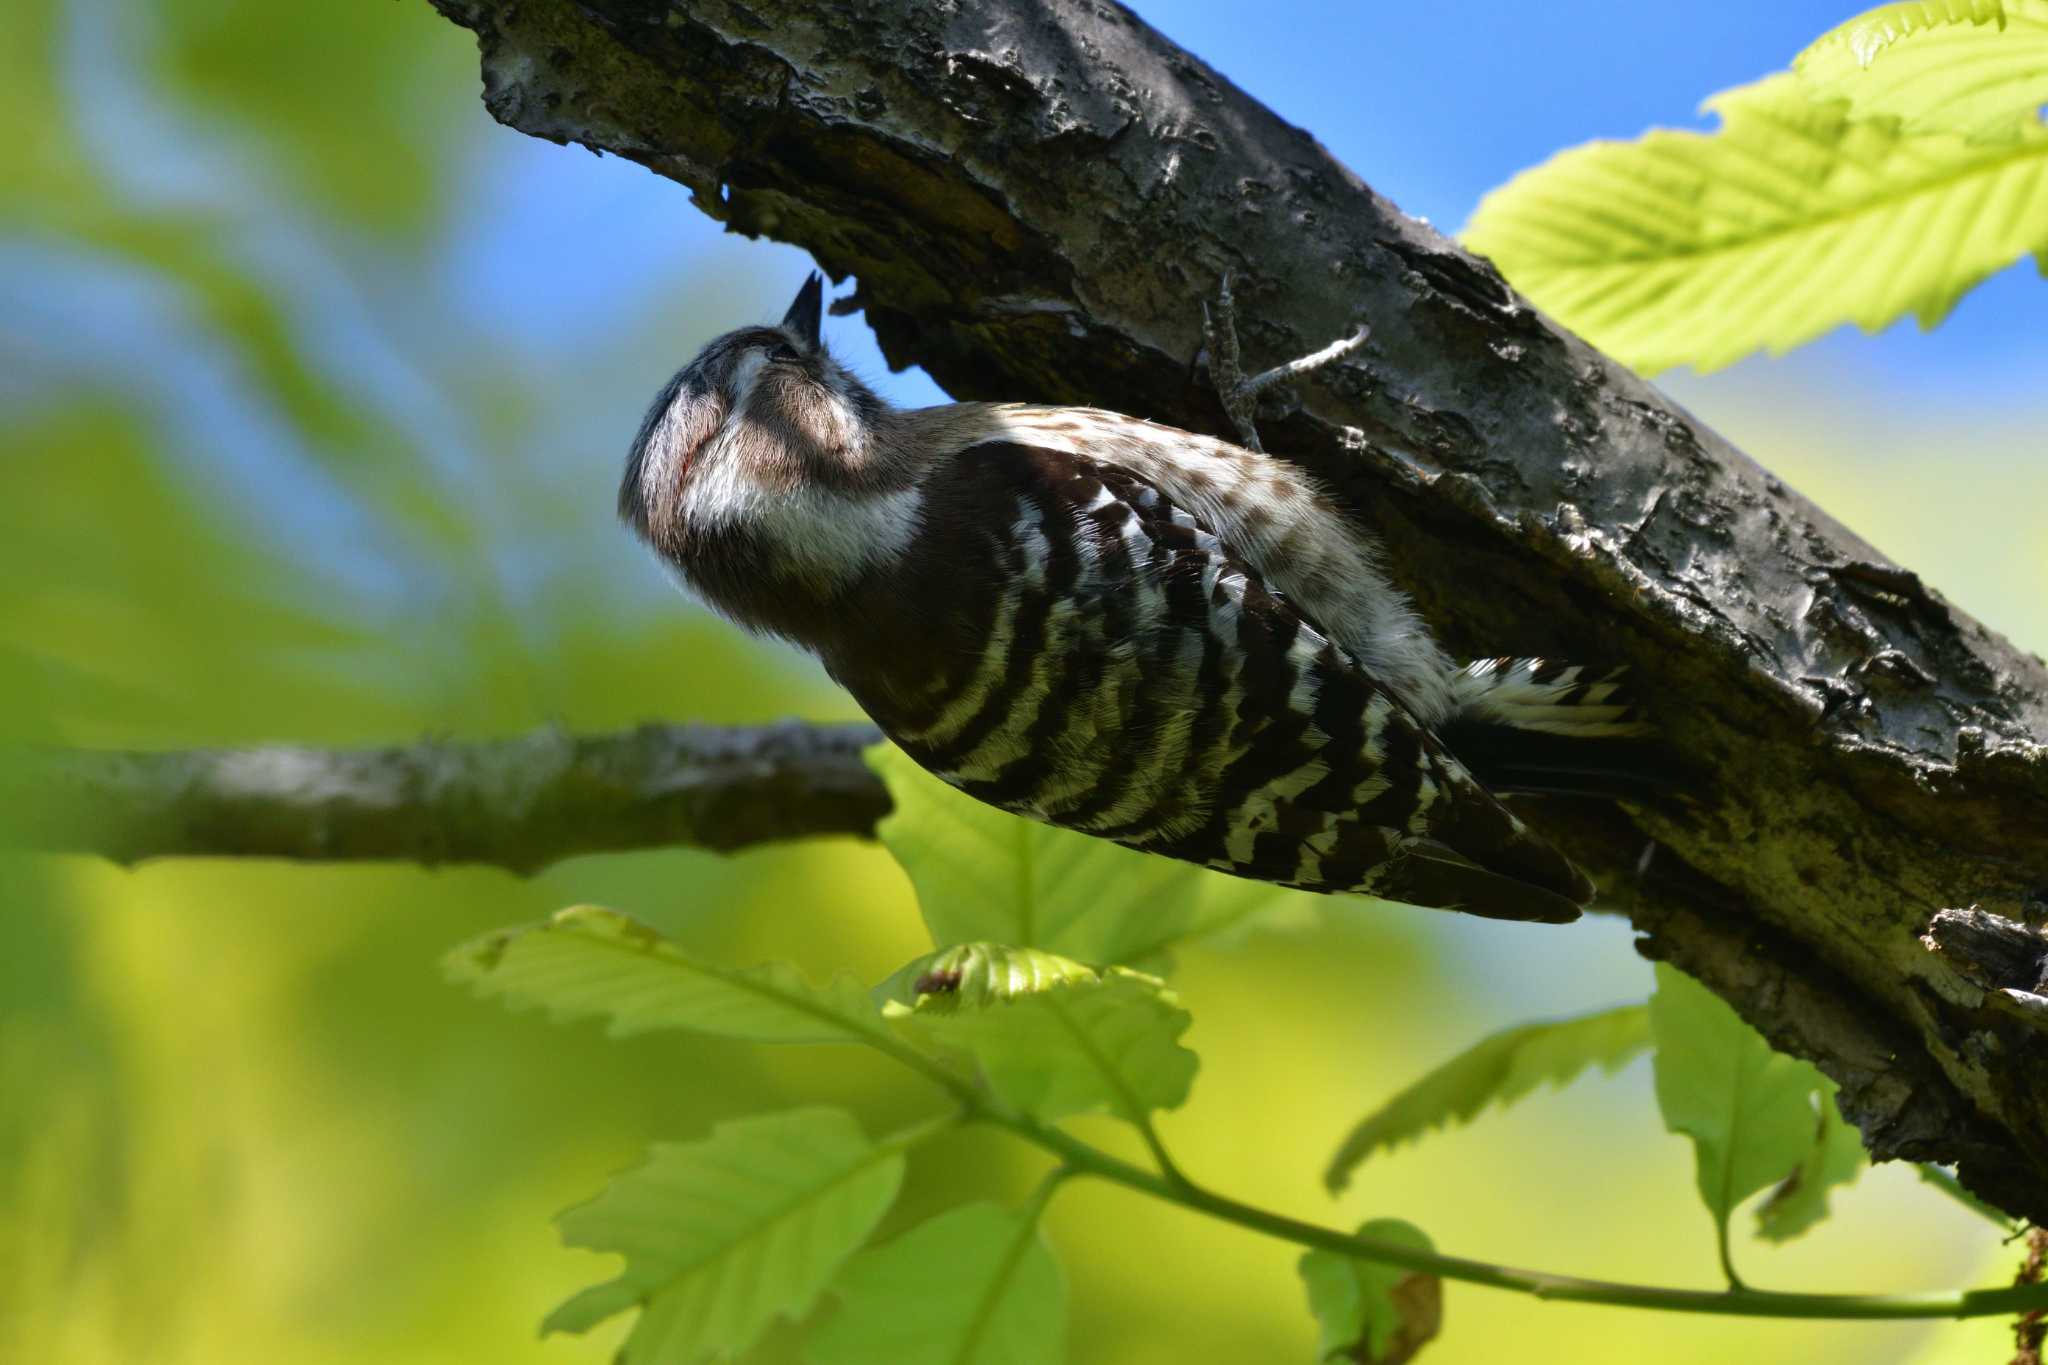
880, 440, 1592, 924
901, 402, 1465, 724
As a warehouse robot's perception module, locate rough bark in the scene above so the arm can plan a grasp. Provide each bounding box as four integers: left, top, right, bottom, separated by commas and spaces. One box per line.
39, 0, 2044, 1217
10, 723, 886, 873
411, 0, 2048, 1219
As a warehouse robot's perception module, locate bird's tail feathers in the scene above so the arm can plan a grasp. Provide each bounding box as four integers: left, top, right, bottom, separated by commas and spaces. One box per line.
1372, 842, 1584, 924
1442, 658, 1674, 804
1448, 658, 1648, 738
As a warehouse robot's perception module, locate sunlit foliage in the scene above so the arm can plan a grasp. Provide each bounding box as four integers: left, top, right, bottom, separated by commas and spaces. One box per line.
3, 1, 2040, 1362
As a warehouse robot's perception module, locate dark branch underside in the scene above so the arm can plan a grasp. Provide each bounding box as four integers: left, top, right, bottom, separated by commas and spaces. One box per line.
37, 0, 2048, 1218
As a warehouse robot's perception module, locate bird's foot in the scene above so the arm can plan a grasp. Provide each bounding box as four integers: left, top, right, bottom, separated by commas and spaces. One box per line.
1199, 271, 1370, 453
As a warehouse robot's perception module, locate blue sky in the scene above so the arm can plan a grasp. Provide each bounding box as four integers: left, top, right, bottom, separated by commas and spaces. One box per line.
1139, 0, 2047, 398
7, 0, 2041, 638
432, 0, 2046, 409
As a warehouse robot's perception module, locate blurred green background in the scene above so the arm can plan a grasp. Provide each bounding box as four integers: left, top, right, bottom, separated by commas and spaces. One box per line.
3, 1, 2043, 1361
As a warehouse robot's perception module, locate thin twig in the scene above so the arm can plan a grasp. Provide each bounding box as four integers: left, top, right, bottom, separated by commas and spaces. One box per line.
970, 1097, 2048, 1322
2015, 1225, 2046, 1365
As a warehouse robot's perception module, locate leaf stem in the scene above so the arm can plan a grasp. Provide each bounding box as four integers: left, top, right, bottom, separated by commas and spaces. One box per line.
866, 978, 2047, 1321
1134, 1113, 1196, 1194
1037, 992, 1194, 1190
851, 1025, 987, 1105
1717, 1217, 1745, 1292
922, 1086, 2048, 1321
950, 1165, 1069, 1364
877, 1106, 973, 1155
1025, 1164, 1073, 1216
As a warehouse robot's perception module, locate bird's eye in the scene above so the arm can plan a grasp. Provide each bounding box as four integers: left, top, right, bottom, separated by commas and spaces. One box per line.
768, 342, 804, 365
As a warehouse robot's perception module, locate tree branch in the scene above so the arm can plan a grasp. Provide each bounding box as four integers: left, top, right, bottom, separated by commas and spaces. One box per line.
9, 722, 887, 874
37, 0, 2045, 1218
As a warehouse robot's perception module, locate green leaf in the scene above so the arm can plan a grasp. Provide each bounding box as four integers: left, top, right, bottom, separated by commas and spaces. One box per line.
1795, 1, 2048, 140
1754, 1082, 1867, 1242
1806, 0, 2011, 56
810, 1202, 1066, 1365
548, 1108, 909, 1363
867, 744, 1303, 966
875, 943, 1105, 1012
1463, 72, 2048, 374
878, 943, 1198, 1122
1323, 1004, 1650, 1192
1298, 1220, 1442, 1364
1649, 964, 1862, 1282
1915, 1163, 2022, 1231
445, 904, 886, 1046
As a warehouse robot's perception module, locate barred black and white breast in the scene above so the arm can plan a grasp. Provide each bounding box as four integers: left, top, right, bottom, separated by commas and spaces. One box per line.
620, 277, 1653, 925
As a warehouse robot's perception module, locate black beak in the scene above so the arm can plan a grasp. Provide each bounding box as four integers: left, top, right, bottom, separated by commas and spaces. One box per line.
780, 272, 824, 352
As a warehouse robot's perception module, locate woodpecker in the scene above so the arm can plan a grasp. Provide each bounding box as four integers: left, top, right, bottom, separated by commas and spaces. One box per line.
620, 274, 1651, 924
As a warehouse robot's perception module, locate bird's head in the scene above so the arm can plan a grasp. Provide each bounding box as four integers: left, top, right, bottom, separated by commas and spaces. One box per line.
619, 273, 890, 560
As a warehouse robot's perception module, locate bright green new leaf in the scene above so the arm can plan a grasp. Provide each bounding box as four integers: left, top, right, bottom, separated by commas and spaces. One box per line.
868, 744, 1301, 965
1795, 1, 2048, 139
875, 942, 1104, 1013
547, 1108, 909, 1363
1649, 964, 1863, 1282
810, 1202, 1066, 1365
1804, 0, 2010, 59
1754, 1080, 1867, 1241
1323, 1004, 1650, 1192
445, 904, 886, 1046
1299, 1220, 1442, 1364
1463, 73, 2048, 374
879, 943, 1198, 1122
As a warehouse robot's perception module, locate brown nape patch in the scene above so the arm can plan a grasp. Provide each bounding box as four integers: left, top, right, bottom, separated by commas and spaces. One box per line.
1237, 502, 1274, 536
745, 371, 923, 496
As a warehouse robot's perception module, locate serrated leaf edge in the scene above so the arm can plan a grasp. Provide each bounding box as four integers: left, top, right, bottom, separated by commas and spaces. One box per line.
447, 904, 890, 1047
1323, 1004, 1650, 1192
